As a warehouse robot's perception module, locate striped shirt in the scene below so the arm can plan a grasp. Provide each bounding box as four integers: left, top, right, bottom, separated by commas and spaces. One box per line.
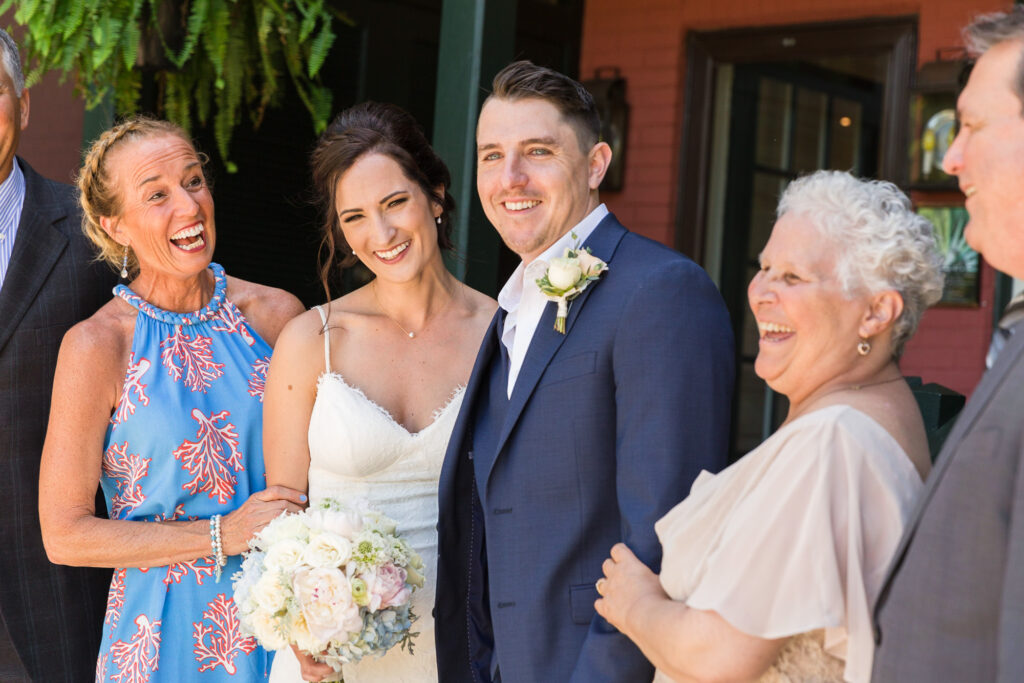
0, 160, 26, 290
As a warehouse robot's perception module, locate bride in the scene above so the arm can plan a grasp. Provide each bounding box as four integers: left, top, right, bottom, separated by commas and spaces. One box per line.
262, 101, 495, 682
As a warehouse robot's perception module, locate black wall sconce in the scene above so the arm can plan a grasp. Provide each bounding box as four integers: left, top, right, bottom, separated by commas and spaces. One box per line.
583, 67, 629, 192
906, 47, 969, 189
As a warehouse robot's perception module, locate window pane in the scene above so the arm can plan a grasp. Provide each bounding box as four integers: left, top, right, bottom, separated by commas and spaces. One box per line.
792, 88, 827, 174
755, 78, 792, 170
829, 98, 862, 172
747, 173, 787, 261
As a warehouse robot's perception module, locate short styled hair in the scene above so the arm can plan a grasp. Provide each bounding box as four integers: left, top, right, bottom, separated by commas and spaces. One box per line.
77, 116, 199, 275
777, 170, 945, 358
488, 60, 601, 151
963, 6, 1024, 115
0, 29, 25, 95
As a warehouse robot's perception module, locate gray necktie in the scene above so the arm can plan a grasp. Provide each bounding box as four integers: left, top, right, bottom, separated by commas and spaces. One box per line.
986, 291, 1024, 369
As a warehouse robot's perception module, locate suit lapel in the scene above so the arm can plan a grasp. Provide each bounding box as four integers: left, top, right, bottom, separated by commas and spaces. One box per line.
877, 324, 1024, 607
485, 216, 627, 485
0, 161, 69, 355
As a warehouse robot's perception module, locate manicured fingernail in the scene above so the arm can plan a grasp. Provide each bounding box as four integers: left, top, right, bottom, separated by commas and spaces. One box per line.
300, 494, 307, 502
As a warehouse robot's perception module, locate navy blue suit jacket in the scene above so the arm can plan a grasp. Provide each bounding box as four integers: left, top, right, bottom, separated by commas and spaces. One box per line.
436, 215, 734, 682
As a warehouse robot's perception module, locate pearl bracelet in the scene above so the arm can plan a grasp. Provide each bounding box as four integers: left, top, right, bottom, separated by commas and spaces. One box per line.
209, 514, 226, 582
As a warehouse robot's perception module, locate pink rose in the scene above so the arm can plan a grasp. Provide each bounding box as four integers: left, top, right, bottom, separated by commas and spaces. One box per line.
366, 564, 411, 611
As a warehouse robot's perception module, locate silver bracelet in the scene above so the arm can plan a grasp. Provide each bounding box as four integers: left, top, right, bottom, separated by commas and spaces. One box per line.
209, 514, 226, 582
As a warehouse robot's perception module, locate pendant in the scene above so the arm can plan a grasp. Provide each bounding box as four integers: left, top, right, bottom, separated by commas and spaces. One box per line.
408, 332, 415, 338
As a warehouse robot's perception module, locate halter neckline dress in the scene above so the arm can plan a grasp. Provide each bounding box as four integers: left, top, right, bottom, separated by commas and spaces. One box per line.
96, 263, 275, 682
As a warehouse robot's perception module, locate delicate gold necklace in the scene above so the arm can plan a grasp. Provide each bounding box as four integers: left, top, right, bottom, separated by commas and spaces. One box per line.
372, 279, 456, 339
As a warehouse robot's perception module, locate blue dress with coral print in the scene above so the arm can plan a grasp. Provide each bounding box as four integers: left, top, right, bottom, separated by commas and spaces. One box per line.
96, 263, 273, 682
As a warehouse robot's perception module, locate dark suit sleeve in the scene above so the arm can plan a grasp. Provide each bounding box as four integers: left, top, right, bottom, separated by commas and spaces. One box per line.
569, 258, 735, 682
998, 437, 1024, 682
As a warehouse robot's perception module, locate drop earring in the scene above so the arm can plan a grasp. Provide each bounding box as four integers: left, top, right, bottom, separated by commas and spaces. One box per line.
120, 246, 129, 279
857, 338, 871, 356
436, 215, 441, 225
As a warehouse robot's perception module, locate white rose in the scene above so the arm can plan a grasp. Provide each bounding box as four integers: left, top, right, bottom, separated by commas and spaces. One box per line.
251, 571, 290, 613
547, 256, 583, 290
248, 610, 289, 650
258, 512, 309, 547
289, 612, 318, 654
307, 508, 364, 537
264, 538, 306, 573
292, 567, 363, 646
302, 531, 352, 568
363, 510, 398, 535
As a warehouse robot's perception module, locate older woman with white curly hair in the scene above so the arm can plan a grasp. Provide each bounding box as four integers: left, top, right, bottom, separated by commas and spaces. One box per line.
595, 170, 944, 683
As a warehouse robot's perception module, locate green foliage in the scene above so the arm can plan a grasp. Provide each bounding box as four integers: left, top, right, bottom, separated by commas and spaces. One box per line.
11, 0, 347, 168
918, 206, 978, 273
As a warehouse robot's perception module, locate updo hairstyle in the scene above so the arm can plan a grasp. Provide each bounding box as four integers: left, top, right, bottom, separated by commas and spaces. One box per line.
77, 116, 200, 276
310, 101, 456, 296
777, 170, 945, 358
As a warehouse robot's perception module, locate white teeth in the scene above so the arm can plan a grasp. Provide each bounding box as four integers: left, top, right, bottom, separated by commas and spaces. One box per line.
504, 200, 540, 211
177, 235, 205, 251
757, 321, 795, 335
375, 242, 409, 260
170, 223, 204, 240
964, 187, 977, 198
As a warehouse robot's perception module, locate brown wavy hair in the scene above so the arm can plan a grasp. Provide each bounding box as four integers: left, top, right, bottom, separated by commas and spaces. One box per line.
310, 101, 455, 301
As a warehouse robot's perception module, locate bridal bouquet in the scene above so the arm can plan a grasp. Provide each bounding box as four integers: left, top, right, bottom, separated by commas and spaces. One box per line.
232, 498, 424, 674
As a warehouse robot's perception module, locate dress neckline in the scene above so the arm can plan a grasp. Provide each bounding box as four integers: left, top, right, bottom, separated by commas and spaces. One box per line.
113, 262, 227, 326
317, 370, 465, 438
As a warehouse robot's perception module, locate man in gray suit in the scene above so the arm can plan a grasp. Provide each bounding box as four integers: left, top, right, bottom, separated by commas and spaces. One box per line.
872, 7, 1024, 682
0, 29, 113, 681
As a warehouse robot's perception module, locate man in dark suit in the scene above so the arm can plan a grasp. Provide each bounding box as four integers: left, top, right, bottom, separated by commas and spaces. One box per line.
0, 29, 114, 681
872, 8, 1024, 682
435, 61, 734, 682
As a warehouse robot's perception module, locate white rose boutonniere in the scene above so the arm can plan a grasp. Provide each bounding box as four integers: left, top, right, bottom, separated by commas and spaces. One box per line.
536, 233, 608, 334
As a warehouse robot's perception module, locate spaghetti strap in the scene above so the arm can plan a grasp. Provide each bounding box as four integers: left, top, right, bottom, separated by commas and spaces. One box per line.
314, 305, 331, 374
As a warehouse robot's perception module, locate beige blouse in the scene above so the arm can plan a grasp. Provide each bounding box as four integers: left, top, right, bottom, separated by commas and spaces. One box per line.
654, 405, 922, 683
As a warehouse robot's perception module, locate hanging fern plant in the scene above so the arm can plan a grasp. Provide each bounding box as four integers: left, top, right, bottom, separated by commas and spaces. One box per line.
4, 0, 345, 171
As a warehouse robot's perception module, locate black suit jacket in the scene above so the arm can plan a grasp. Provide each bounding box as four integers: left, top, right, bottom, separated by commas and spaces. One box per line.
0, 158, 114, 681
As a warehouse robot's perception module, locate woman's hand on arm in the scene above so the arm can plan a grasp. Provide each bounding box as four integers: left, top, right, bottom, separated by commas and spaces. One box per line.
39, 319, 305, 568
595, 543, 785, 683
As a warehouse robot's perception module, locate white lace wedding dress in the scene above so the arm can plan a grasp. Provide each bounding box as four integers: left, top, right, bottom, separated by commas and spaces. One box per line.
269, 306, 463, 683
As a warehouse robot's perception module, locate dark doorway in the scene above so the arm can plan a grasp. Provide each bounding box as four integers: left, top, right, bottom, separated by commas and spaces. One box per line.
678, 18, 916, 460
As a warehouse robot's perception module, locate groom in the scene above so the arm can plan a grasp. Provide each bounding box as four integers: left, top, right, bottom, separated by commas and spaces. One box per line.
436, 61, 734, 682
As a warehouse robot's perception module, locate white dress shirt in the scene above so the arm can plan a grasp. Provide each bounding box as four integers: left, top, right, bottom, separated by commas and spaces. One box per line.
0, 160, 26, 290
497, 203, 608, 397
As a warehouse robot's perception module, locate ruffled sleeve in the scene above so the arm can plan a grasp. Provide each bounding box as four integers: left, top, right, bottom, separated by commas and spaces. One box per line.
655, 406, 921, 683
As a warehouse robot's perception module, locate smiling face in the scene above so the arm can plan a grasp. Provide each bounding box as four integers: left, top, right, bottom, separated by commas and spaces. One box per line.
748, 212, 871, 404
0, 58, 28, 184
335, 152, 442, 282
101, 135, 214, 280
476, 96, 608, 263
942, 39, 1024, 279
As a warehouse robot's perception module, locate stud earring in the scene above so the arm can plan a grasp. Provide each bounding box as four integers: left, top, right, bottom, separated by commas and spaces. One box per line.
857, 338, 871, 356
120, 246, 129, 279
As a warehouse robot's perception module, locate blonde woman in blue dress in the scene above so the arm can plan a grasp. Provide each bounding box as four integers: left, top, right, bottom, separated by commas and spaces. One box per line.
39, 117, 307, 682
263, 102, 495, 682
